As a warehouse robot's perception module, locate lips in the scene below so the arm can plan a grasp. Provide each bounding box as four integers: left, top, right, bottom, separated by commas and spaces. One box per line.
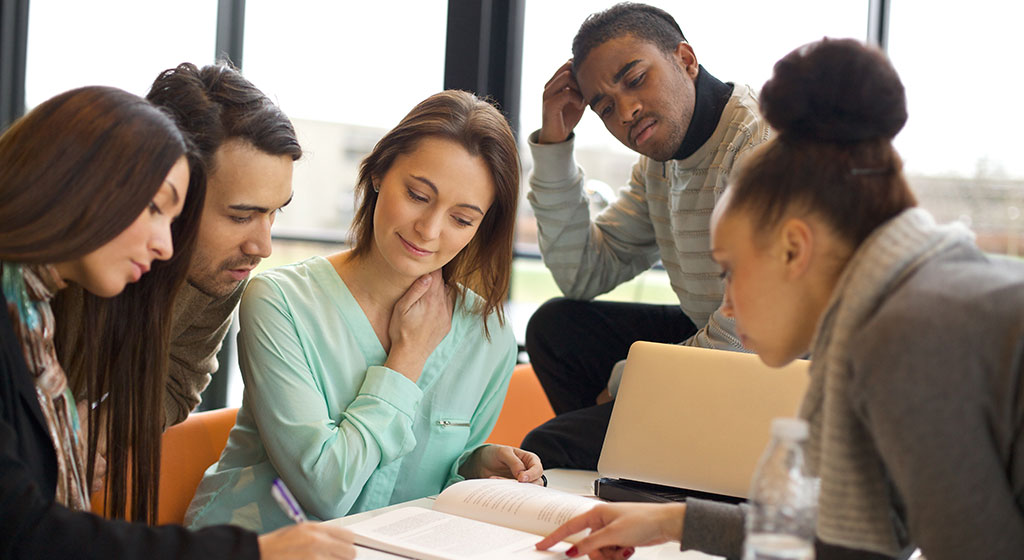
228, 267, 253, 282
130, 260, 149, 282
630, 117, 657, 146
398, 234, 434, 257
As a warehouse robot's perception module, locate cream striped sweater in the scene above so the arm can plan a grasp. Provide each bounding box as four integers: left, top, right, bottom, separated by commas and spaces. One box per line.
527, 84, 771, 351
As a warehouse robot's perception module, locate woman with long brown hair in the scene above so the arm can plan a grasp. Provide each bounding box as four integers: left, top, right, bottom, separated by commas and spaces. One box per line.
187, 90, 543, 533
0, 85, 354, 558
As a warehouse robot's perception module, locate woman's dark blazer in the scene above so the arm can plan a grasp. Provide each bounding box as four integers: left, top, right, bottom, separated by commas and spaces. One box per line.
0, 288, 259, 559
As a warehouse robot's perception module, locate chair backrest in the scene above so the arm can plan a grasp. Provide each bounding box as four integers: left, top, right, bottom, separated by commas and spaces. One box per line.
156, 407, 238, 524
485, 364, 554, 447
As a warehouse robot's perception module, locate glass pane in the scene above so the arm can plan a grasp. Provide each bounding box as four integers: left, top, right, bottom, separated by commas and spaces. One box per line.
242, 0, 447, 238
25, 0, 217, 105
888, 0, 1024, 256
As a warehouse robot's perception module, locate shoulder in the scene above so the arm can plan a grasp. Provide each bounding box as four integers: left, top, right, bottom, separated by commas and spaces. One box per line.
244, 257, 328, 299
851, 246, 1024, 389
240, 256, 334, 317
725, 84, 773, 150
455, 287, 517, 349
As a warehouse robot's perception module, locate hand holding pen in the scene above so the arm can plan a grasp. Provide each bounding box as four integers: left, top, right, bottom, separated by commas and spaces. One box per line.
259, 478, 357, 558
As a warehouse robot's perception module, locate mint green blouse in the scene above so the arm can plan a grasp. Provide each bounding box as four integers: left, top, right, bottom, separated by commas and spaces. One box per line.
185, 256, 516, 533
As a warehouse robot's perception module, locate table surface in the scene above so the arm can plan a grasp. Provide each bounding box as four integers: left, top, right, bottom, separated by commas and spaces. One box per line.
329, 468, 723, 559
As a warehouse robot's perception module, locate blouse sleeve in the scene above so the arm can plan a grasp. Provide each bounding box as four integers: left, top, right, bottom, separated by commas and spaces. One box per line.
236, 276, 423, 520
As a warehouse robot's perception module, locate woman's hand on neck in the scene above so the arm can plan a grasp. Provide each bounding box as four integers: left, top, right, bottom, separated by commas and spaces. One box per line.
329, 251, 453, 383
382, 269, 453, 383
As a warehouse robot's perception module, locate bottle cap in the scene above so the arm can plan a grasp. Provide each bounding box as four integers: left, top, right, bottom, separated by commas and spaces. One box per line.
771, 417, 809, 441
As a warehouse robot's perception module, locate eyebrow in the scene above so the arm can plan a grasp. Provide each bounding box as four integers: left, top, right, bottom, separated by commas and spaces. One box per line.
588, 59, 642, 110
411, 175, 485, 215
228, 192, 294, 214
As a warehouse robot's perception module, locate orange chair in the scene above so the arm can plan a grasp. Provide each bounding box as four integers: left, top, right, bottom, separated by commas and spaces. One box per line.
155, 407, 238, 525
485, 364, 555, 447
91, 407, 239, 525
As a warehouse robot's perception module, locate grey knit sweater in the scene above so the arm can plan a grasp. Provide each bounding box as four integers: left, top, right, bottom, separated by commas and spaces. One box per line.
682, 209, 1024, 559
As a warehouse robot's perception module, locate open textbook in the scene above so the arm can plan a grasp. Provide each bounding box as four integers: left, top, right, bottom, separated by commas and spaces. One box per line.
344, 478, 598, 560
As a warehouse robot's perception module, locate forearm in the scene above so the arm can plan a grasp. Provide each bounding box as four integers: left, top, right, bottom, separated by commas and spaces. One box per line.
528, 132, 658, 299
679, 498, 746, 560
256, 365, 423, 519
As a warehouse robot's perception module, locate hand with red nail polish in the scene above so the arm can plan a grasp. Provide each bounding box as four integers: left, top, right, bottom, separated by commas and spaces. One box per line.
535, 502, 686, 559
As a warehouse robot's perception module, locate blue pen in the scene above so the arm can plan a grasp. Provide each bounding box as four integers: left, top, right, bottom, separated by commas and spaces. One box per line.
271, 478, 309, 524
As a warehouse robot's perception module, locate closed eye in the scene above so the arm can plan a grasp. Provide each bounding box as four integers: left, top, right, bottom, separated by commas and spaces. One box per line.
148, 201, 163, 215
627, 72, 644, 88
453, 215, 474, 227
407, 188, 428, 203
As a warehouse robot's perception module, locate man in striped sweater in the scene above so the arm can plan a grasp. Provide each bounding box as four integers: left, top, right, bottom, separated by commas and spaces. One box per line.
521, 2, 772, 469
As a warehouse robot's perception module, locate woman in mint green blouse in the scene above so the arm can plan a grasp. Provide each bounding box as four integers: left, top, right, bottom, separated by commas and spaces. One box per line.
186, 90, 540, 533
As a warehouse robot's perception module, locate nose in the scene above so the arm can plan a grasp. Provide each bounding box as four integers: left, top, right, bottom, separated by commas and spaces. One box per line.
414, 207, 444, 241
720, 288, 735, 318
240, 216, 273, 258
618, 95, 641, 124
150, 221, 174, 261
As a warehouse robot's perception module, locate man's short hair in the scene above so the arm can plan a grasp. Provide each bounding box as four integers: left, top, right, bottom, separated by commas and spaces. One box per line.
571, 2, 687, 73
146, 62, 302, 176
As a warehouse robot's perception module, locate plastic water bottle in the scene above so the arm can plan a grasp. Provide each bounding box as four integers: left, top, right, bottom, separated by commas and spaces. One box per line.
743, 418, 818, 560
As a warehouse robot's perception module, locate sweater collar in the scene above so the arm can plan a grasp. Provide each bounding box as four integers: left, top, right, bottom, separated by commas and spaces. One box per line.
672, 65, 734, 161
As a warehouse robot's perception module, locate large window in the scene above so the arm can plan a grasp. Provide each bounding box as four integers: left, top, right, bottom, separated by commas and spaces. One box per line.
25, 0, 216, 105
888, 0, 1024, 256
242, 0, 448, 272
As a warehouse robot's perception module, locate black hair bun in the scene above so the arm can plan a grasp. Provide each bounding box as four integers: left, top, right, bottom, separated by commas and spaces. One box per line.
760, 37, 907, 143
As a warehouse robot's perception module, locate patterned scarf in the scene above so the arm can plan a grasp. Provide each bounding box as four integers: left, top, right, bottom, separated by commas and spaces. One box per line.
1, 262, 91, 511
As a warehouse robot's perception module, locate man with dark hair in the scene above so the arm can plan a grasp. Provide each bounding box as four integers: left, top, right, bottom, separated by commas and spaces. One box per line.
145, 62, 300, 426
522, 2, 771, 469
63, 63, 300, 435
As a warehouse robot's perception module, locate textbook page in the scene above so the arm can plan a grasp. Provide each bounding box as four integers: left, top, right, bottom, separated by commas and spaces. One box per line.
346, 479, 596, 560
349, 506, 572, 560
433, 478, 597, 537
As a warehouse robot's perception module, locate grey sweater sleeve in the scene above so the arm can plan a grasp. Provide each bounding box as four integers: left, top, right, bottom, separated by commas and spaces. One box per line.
680, 498, 747, 559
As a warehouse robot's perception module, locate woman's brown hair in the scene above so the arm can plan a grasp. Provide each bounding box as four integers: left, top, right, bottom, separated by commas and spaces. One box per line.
0, 85, 197, 524
349, 90, 520, 336
728, 38, 917, 246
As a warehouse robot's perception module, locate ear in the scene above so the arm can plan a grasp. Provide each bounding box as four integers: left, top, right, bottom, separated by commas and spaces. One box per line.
674, 41, 699, 79
778, 217, 813, 280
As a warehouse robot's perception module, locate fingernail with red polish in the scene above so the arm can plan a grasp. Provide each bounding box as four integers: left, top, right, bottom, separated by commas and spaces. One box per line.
623, 547, 635, 558
566, 545, 578, 557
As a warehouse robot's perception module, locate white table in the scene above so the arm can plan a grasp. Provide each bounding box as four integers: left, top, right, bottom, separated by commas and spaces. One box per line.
329, 468, 722, 559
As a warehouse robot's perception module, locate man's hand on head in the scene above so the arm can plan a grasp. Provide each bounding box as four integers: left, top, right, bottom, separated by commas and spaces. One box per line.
539, 59, 586, 144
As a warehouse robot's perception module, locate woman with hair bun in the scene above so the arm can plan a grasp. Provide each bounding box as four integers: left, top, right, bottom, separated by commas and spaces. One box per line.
536, 38, 1024, 560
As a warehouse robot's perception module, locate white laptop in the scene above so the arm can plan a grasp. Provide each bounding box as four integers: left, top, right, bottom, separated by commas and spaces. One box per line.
596, 342, 810, 503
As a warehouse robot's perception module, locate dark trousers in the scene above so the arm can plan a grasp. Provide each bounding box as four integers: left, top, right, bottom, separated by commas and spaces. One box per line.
521, 297, 697, 469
